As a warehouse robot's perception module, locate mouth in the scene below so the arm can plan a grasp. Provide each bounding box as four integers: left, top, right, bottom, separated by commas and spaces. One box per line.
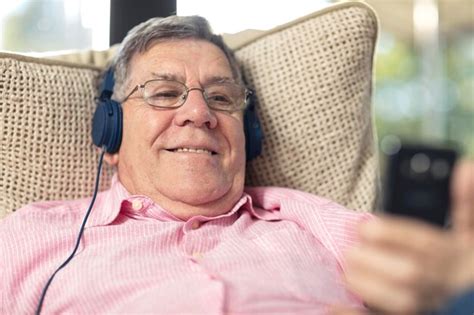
166, 147, 217, 156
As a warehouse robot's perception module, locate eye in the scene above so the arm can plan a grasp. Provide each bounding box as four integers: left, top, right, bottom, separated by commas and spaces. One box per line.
207, 93, 233, 105
145, 80, 186, 106
205, 85, 236, 107
145, 86, 185, 108
148, 90, 181, 100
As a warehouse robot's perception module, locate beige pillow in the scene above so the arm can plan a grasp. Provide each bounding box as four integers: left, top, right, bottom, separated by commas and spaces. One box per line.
0, 2, 379, 219
0, 54, 114, 220
237, 2, 379, 212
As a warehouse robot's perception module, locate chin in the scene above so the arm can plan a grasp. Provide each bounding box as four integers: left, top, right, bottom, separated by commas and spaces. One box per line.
173, 182, 232, 206
167, 184, 240, 219
155, 168, 246, 215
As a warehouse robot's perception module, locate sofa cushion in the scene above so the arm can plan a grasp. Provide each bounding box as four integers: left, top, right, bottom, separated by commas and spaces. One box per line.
0, 54, 114, 219
236, 2, 379, 212
0, 2, 378, 218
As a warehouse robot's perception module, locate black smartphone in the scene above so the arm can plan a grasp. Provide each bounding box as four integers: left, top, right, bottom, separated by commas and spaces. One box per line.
383, 144, 458, 227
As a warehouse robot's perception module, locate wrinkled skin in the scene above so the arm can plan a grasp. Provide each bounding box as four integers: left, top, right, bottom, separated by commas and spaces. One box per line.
105, 39, 246, 220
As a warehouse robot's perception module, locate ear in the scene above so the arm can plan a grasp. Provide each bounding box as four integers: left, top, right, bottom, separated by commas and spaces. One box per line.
104, 152, 119, 166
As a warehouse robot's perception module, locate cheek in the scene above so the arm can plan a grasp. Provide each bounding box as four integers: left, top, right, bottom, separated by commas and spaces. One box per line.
223, 114, 246, 164
122, 106, 169, 147
235, 128, 246, 160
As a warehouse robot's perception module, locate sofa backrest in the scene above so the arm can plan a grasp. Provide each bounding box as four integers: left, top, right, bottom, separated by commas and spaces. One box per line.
0, 2, 379, 218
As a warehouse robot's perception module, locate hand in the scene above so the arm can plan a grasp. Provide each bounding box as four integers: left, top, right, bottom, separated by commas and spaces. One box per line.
337, 159, 474, 314
342, 217, 473, 314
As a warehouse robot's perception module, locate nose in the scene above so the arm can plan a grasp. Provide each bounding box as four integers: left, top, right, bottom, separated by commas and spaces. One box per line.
173, 88, 218, 129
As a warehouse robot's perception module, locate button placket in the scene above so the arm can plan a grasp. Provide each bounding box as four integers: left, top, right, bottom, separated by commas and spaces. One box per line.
182, 220, 207, 260
192, 252, 203, 260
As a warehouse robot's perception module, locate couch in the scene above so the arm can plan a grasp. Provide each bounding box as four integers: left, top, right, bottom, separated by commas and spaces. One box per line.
0, 1, 379, 219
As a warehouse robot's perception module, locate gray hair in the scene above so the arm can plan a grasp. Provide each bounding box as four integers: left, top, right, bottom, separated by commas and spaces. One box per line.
111, 15, 243, 100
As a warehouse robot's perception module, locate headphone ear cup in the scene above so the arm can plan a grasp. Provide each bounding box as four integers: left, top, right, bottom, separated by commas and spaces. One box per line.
244, 103, 263, 161
92, 99, 123, 154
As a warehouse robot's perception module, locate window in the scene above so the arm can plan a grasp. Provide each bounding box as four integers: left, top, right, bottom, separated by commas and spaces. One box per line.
177, 0, 331, 34
2, 0, 471, 156
0, 0, 109, 53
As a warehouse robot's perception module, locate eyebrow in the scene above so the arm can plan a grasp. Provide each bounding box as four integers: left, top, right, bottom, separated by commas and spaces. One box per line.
150, 72, 182, 81
205, 76, 235, 85
149, 72, 236, 85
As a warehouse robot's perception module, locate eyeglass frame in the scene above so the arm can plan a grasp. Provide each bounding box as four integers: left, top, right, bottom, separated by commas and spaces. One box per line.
120, 78, 253, 112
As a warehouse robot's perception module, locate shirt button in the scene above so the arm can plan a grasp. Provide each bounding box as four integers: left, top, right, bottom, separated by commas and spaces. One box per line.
191, 221, 201, 230
192, 252, 203, 260
131, 200, 143, 211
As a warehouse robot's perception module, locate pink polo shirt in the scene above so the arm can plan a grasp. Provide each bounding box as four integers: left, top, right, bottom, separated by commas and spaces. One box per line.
1, 176, 372, 314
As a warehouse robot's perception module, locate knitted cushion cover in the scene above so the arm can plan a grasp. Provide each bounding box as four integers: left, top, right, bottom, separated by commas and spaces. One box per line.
236, 2, 379, 212
0, 2, 378, 218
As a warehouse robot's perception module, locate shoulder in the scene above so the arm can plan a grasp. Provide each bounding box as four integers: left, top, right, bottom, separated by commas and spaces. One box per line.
245, 185, 372, 216
0, 195, 101, 233
245, 186, 373, 234
245, 186, 374, 267
245, 186, 335, 210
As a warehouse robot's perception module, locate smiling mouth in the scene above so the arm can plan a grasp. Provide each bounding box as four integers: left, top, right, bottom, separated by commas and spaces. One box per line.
166, 147, 217, 155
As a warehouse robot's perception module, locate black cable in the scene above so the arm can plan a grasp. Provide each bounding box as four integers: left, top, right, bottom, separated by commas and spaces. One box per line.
35, 148, 106, 315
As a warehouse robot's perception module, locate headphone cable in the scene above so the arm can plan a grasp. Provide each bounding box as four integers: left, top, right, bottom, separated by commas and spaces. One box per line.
35, 148, 106, 315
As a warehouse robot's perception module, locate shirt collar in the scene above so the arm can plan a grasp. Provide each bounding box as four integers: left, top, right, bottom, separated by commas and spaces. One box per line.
86, 175, 278, 228
86, 174, 131, 227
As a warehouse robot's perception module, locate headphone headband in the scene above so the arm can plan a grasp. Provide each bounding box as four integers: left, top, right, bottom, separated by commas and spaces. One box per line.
100, 68, 115, 101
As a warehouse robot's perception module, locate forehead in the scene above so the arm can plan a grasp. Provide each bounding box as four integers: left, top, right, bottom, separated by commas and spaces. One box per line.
128, 39, 234, 83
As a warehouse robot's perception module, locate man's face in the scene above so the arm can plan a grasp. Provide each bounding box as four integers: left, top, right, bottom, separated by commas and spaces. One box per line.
108, 39, 246, 219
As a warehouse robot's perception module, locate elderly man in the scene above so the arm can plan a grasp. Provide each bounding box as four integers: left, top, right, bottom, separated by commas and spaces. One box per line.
1, 15, 472, 315
1, 15, 371, 314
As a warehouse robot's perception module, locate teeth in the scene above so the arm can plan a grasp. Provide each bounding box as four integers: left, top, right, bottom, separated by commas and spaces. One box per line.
175, 148, 213, 155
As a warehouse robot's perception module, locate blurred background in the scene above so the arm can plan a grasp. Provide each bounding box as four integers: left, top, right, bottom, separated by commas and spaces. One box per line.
1, 0, 473, 161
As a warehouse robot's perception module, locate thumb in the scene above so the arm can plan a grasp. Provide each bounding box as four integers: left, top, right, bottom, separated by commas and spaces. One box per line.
450, 159, 474, 242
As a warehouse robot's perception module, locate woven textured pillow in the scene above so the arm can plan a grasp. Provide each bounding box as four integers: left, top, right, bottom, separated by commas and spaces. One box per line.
237, 2, 379, 212
0, 2, 378, 219
0, 54, 114, 220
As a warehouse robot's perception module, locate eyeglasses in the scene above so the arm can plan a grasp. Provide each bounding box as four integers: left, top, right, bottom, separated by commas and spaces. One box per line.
122, 79, 251, 112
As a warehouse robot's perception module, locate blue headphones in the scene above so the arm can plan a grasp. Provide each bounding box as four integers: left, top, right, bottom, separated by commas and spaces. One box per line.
92, 68, 263, 161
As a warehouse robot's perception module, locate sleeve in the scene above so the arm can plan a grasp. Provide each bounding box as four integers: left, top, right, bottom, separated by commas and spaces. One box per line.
437, 287, 474, 315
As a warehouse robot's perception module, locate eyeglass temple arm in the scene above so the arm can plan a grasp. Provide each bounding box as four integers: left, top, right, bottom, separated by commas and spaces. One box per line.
121, 85, 142, 103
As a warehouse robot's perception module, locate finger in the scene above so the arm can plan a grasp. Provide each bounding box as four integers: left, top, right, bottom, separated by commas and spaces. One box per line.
451, 159, 474, 207
344, 254, 422, 314
451, 160, 474, 241
345, 246, 425, 313
452, 206, 474, 244
328, 305, 369, 315
358, 216, 448, 255
346, 245, 420, 288
346, 232, 456, 312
